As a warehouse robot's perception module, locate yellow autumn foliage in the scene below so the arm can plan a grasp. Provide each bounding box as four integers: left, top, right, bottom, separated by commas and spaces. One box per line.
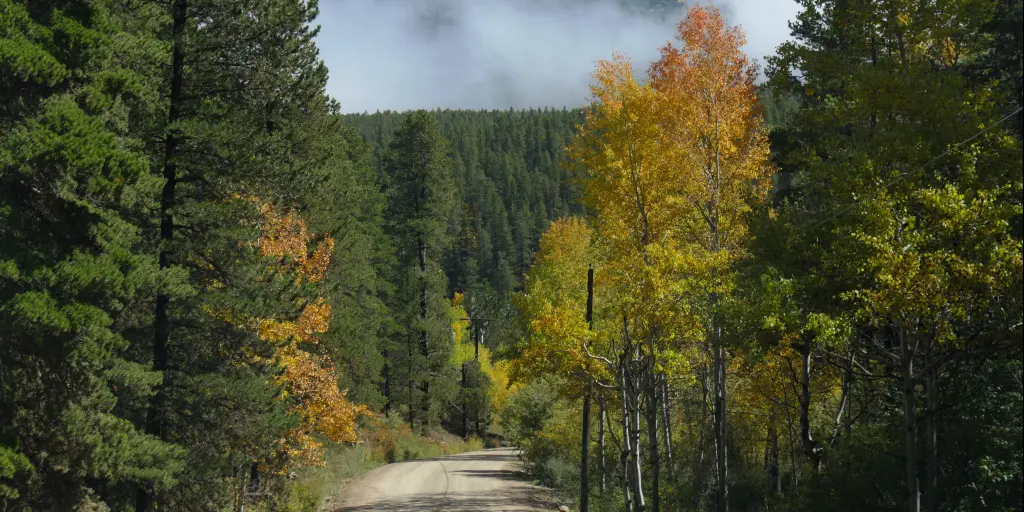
449, 293, 517, 414
218, 197, 370, 470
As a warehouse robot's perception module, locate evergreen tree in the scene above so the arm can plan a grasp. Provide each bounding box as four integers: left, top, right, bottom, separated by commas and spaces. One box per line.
0, 1, 182, 508
382, 110, 458, 433
346, 108, 584, 299
131, 0, 355, 508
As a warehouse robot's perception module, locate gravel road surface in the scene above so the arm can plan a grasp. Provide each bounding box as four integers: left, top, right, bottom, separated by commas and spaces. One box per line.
330, 448, 562, 511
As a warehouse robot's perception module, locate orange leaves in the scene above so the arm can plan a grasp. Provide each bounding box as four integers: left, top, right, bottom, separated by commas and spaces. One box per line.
219, 197, 369, 470
649, 5, 773, 256
274, 345, 368, 447
268, 340, 369, 468
301, 237, 334, 284
256, 200, 334, 284
257, 299, 332, 344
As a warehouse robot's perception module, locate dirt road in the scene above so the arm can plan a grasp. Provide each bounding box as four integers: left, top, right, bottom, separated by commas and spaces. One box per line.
329, 448, 562, 511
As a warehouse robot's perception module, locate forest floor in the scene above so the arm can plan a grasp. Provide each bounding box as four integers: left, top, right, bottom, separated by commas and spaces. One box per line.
325, 448, 564, 511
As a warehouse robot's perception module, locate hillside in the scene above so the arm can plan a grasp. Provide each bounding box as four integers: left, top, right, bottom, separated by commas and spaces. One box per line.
346, 109, 584, 297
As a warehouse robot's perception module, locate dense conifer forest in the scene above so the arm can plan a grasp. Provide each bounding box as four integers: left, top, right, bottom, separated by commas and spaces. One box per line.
0, 1, 1021, 511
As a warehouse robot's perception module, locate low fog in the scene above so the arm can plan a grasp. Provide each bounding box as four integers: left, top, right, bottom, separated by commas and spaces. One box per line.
315, 0, 800, 113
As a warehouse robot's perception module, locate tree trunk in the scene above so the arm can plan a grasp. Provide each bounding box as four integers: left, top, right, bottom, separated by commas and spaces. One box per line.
782, 385, 799, 491
599, 400, 606, 496
797, 340, 821, 472
925, 366, 937, 512
661, 379, 674, 476
622, 316, 645, 511
714, 342, 728, 512
766, 408, 781, 496
580, 265, 594, 511
474, 323, 480, 361
407, 339, 415, 427
462, 362, 469, 440
698, 359, 710, 473
630, 367, 645, 510
383, 348, 391, 418
620, 357, 633, 512
581, 386, 591, 512
900, 328, 921, 512
475, 326, 482, 436
418, 236, 429, 435
137, 1, 186, 510
646, 375, 661, 512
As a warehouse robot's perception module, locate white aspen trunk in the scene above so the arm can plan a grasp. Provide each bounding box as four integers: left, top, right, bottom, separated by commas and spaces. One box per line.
662, 379, 674, 473
620, 357, 633, 511
631, 362, 646, 510
599, 401, 607, 495
900, 327, 921, 512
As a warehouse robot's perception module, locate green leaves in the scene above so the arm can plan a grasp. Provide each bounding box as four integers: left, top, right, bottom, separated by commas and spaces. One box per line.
0, 446, 32, 499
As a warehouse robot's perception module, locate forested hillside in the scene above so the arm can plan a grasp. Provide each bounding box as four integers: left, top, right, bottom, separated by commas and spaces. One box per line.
346, 109, 584, 297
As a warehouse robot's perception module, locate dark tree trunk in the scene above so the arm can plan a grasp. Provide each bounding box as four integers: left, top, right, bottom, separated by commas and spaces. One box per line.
137, 1, 186, 510
474, 326, 482, 436
418, 236, 429, 434
408, 338, 415, 427
925, 365, 938, 512
766, 408, 781, 496
383, 348, 391, 418
462, 362, 469, 440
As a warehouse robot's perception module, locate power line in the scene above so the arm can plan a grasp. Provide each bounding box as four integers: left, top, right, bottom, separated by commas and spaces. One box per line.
808, 106, 1023, 230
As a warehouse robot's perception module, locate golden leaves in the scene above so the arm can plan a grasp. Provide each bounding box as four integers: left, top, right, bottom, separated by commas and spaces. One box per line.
257, 299, 332, 344
649, 5, 773, 257
274, 345, 369, 448
255, 200, 334, 284
215, 197, 368, 470
448, 296, 518, 414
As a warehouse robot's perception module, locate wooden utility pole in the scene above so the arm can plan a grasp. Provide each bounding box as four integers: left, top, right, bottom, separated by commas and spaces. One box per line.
475, 325, 483, 436
580, 265, 594, 512
462, 361, 469, 440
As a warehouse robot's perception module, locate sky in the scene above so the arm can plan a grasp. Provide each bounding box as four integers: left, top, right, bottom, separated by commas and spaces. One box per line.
314, 0, 801, 113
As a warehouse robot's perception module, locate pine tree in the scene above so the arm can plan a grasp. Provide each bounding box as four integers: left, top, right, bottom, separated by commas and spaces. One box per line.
131, 0, 352, 508
0, 1, 183, 508
382, 111, 458, 433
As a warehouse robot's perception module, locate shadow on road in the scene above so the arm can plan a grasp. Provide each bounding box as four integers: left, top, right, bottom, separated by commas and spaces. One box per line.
449, 468, 529, 482
330, 491, 557, 512
330, 449, 556, 512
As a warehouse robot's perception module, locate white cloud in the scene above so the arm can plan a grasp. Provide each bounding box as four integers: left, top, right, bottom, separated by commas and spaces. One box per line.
314, 0, 800, 113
